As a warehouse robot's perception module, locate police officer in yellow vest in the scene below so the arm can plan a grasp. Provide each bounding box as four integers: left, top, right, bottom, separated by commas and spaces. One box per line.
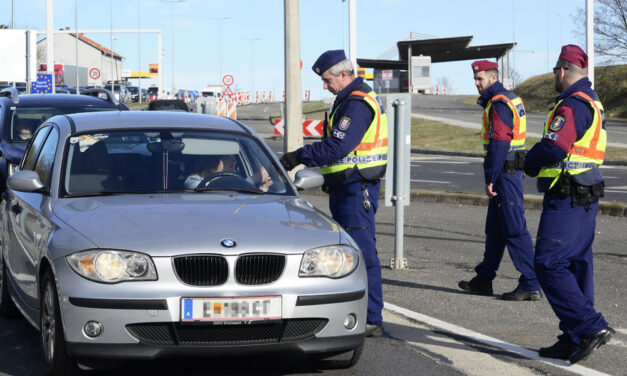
458, 60, 541, 301
524, 45, 614, 363
280, 50, 387, 337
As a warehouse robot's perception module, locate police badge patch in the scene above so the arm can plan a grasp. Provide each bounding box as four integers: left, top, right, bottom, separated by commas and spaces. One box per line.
549, 116, 565, 131
338, 116, 352, 131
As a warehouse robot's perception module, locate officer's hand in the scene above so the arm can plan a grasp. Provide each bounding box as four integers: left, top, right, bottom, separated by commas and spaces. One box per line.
280, 151, 300, 171
321, 183, 331, 194
524, 164, 540, 177
485, 183, 497, 198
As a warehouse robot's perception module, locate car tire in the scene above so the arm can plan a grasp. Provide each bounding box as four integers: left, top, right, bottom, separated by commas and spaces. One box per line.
310, 342, 363, 369
40, 271, 79, 376
0, 251, 19, 318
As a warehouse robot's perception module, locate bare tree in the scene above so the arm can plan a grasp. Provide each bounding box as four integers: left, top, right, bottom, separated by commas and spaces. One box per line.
0, 25, 9, 29
575, 0, 627, 62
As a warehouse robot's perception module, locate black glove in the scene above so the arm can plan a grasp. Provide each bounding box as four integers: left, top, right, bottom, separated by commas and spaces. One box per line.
280, 151, 300, 171
523, 164, 540, 177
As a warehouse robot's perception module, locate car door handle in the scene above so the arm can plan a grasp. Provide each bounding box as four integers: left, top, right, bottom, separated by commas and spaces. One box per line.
10, 203, 22, 214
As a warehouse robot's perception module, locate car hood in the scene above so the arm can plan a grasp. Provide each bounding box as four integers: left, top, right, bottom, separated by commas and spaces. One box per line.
53, 194, 342, 256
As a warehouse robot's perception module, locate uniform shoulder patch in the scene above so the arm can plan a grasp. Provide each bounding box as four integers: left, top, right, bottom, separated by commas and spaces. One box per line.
338, 116, 352, 131
549, 116, 565, 131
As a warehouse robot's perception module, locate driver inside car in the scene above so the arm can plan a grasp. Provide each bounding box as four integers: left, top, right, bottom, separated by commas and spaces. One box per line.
184, 155, 273, 192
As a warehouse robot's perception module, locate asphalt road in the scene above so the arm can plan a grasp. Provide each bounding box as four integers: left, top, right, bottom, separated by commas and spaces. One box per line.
412, 94, 627, 147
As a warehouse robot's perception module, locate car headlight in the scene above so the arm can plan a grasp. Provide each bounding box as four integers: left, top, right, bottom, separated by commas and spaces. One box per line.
66, 250, 157, 283
299, 245, 359, 278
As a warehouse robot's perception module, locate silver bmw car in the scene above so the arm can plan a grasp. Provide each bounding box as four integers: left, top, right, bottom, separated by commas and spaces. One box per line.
0, 111, 367, 375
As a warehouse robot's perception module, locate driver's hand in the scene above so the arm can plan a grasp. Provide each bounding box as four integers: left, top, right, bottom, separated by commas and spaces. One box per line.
254, 167, 273, 192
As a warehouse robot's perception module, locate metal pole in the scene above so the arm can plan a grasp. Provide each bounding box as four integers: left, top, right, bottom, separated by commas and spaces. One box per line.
284, 0, 303, 170
46, 0, 55, 93
75, 0, 79, 94
392, 100, 406, 269
110, 0, 114, 92
11, 0, 14, 29
158, 32, 163, 99
138, 0, 142, 103
586, 0, 595, 88
170, 2, 174, 92
348, 0, 356, 69
546, 0, 549, 73
26, 30, 31, 93
407, 31, 412, 94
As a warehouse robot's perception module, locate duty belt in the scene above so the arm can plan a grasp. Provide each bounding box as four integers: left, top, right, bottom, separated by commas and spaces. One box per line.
329, 153, 388, 166
548, 161, 598, 170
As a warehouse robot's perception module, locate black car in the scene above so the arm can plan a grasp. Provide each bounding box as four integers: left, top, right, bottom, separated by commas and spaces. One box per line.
146, 99, 190, 112
0, 87, 128, 194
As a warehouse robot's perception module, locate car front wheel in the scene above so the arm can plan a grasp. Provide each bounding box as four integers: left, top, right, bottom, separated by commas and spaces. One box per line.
40, 271, 78, 376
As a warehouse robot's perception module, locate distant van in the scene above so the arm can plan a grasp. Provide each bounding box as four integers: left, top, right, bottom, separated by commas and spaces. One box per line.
200, 85, 222, 99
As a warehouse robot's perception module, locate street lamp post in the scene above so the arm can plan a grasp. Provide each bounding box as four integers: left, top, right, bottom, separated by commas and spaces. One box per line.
208, 17, 230, 82
161, 0, 186, 94
244, 38, 260, 95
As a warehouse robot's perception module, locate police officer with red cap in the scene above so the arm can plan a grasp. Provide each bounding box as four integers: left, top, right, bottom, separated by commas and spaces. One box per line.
280, 50, 388, 337
458, 60, 541, 301
524, 45, 613, 363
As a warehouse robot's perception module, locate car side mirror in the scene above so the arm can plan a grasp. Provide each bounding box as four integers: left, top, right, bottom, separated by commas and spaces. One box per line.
293, 169, 324, 191
7, 170, 46, 193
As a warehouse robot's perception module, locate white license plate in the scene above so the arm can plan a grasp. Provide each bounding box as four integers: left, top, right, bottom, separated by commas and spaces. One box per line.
181, 296, 282, 322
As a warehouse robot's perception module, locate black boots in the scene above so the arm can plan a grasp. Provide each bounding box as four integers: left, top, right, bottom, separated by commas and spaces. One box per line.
458, 276, 493, 296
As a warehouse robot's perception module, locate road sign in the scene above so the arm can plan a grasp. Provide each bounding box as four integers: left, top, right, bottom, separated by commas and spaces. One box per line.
223, 74, 234, 86
382, 70, 393, 81
89, 68, 101, 80
30, 73, 53, 94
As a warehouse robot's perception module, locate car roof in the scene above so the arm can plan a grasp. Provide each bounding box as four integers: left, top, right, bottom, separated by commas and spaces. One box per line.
64, 111, 251, 134
1, 93, 120, 108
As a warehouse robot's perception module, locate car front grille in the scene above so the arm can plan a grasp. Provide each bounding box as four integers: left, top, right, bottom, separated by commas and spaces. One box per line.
235, 254, 286, 285
126, 319, 328, 346
173, 255, 228, 286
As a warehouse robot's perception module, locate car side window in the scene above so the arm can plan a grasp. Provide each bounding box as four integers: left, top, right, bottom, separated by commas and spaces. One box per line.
21, 126, 51, 171
33, 127, 59, 187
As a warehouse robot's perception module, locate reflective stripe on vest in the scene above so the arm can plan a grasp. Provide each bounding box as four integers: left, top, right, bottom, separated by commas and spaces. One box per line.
321, 89, 388, 179
480, 93, 527, 156
538, 91, 606, 182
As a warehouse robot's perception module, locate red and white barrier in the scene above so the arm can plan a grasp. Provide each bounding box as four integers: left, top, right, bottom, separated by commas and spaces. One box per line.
273, 119, 324, 137
435, 84, 439, 95
304, 90, 310, 102
216, 100, 237, 120
282, 90, 285, 102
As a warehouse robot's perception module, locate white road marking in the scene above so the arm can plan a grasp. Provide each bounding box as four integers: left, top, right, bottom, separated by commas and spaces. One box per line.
616, 328, 627, 336
441, 171, 475, 176
384, 302, 613, 376
604, 190, 627, 194
411, 179, 450, 184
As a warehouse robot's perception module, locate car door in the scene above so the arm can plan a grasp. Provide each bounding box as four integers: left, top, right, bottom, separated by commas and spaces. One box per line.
6, 126, 57, 307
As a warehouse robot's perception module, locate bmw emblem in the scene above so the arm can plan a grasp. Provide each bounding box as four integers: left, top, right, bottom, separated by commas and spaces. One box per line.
221, 239, 236, 248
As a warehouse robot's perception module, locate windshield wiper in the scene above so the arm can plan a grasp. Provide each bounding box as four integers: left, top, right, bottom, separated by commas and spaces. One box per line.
193, 187, 264, 194
64, 190, 152, 198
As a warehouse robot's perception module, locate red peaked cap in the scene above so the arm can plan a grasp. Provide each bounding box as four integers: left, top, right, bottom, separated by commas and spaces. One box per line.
559, 44, 588, 68
471, 60, 499, 73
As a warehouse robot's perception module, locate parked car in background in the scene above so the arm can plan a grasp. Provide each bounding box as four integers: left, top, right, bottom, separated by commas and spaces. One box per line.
0, 110, 366, 375
147, 86, 159, 101
141, 88, 148, 102
147, 99, 191, 112
0, 87, 128, 195
127, 86, 141, 102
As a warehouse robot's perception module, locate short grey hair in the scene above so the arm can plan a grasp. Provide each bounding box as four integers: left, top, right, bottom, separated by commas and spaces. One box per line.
327, 59, 355, 76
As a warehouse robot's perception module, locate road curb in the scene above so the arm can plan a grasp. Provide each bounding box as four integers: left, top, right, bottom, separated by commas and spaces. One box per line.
301, 188, 627, 218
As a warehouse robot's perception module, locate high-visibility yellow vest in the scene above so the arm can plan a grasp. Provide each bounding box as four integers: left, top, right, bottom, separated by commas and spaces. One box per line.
480, 92, 527, 156
538, 91, 606, 185
321, 88, 388, 182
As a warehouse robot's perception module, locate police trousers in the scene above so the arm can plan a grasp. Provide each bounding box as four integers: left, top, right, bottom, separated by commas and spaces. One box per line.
329, 180, 383, 325
475, 171, 540, 291
535, 196, 608, 344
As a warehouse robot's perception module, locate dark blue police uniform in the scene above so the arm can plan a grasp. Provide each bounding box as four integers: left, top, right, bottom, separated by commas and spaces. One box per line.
475, 82, 539, 293
296, 76, 384, 326
525, 77, 609, 345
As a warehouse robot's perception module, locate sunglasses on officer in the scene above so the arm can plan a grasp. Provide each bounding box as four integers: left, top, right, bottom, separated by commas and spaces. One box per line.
553, 66, 569, 74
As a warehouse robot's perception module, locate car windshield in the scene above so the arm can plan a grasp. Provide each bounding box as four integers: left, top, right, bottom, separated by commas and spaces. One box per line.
127, 87, 138, 94
10, 106, 117, 142
147, 87, 158, 94
62, 129, 292, 197
149, 101, 188, 111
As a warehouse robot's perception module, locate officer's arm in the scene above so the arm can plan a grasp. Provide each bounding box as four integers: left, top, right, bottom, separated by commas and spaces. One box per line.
524, 105, 577, 168
483, 103, 513, 185
297, 101, 373, 167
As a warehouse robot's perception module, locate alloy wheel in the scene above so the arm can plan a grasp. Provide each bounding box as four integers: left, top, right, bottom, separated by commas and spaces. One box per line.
41, 282, 56, 362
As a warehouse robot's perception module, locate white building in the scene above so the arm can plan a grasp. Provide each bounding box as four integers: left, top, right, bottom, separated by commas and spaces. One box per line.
37, 28, 123, 87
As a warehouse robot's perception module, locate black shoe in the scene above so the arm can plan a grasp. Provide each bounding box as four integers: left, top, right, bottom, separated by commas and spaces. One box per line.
538, 340, 578, 360
501, 287, 542, 301
365, 324, 384, 338
569, 327, 615, 364
458, 276, 493, 296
